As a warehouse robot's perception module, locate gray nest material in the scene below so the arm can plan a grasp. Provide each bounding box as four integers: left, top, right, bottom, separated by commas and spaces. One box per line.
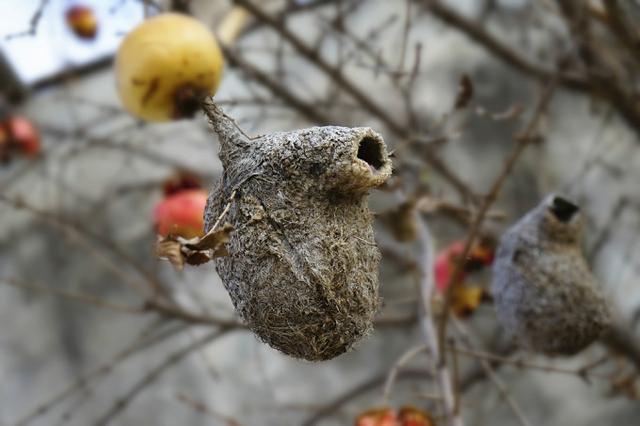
492, 195, 610, 355
202, 100, 392, 361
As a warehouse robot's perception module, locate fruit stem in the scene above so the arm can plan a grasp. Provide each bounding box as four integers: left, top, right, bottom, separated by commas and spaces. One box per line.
173, 84, 208, 119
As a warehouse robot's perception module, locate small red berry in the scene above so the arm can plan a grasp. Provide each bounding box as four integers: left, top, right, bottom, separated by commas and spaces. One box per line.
65, 5, 99, 40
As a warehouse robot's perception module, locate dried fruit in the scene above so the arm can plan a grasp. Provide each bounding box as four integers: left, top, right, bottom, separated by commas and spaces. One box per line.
450, 285, 485, 317
203, 101, 392, 361
492, 195, 610, 355
154, 189, 208, 239
115, 13, 224, 121
434, 239, 494, 293
65, 5, 98, 40
433, 239, 493, 317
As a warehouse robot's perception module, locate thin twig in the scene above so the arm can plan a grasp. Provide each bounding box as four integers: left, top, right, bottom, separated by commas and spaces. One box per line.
301, 369, 433, 426
0, 277, 141, 314
451, 317, 532, 426
221, 45, 332, 125
436, 80, 558, 367
382, 344, 428, 404
13, 322, 188, 426
232, 0, 476, 202
0, 194, 166, 298
176, 392, 242, 426
448, 344, 610, 380
5, 0, 50, 39
421, 0, 589, 92
93, 328, 234, 426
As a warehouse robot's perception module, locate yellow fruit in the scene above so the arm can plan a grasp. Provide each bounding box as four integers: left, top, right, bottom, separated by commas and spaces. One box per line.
115, 13, 224, 122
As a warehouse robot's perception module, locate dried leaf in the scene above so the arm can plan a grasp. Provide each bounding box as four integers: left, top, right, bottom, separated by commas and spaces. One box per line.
185, 251, 211, 266
380, 200, 418, 242
454, 74, 474, 110
451, 285, 485, 317
435, 239, 495, 293
212, 246, 229, 257
185, 223, 233, 251
155, 238, 185, 271
155, 223, 233, 271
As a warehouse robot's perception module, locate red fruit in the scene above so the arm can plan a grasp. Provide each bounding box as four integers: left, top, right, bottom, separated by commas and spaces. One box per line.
65, 5, 98, 40
398, 406, 434, 426
6, 116, 40, 156
355, 408, 400, 426
154, 189, 208, 239
435, 241, 465, 293
434, 240, 495, 293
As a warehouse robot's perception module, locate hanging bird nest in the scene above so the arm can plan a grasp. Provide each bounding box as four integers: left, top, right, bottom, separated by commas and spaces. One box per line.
202, 99, 392, 361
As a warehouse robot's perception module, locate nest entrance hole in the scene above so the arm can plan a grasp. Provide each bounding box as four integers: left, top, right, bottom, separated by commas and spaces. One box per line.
357, 136, 385, 170
550, 196, 579, 223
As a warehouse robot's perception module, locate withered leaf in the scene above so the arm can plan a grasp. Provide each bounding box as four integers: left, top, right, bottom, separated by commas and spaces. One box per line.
155, 224, 233, 271
185, 223, 233, 251
156, 238, 185, 271
212, 246, 229, 257
379, 200, 418, 242
185, 251, 211, 266
454, 74, 474, 110
451, 285, 485, 317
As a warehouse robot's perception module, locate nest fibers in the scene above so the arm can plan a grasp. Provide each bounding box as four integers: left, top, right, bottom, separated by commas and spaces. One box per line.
203, 100, 392, 361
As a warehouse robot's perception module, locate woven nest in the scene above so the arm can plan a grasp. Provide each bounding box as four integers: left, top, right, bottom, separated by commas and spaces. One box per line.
203, 100, 392, 361
492, 195, 610, 355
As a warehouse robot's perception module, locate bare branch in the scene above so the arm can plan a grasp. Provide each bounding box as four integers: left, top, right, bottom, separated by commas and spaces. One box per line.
436, 80, 558, 367
5, 0, 50, 40
93, 328, 234, 426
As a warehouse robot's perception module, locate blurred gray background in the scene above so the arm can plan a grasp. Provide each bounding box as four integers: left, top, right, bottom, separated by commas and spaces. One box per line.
1, 0, 639, 425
